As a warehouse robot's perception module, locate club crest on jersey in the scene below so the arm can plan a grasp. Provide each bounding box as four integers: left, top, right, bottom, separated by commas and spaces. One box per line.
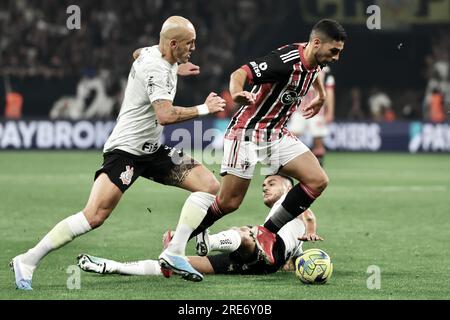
281, 90, 299, 105
240, 158, 251, 170
119, 166, 134, 186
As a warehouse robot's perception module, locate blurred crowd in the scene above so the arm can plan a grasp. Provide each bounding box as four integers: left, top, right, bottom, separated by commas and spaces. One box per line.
0, 0, 283, 78
421, 29, 450, 123
0, 0, 448, 122
1, 0, 286, 119
344, 27, 449, 123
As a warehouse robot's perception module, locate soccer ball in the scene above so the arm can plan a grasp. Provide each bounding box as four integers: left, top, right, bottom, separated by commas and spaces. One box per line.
295, 249, 333, 284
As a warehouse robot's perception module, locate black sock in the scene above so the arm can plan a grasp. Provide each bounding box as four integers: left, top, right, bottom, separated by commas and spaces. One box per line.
263, 183, 316, 233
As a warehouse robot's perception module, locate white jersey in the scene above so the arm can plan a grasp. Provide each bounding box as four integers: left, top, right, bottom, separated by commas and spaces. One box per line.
265, 194, 305, 260
104, 46, 178, 155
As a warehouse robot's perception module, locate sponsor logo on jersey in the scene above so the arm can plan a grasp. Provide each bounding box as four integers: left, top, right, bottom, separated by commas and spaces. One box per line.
147, 76, 155, 95
165, 74, 174, 94
250, 61, 266, 77
142, 141, 159, 153
280, 90, 300, 105
119, 165, 134, 186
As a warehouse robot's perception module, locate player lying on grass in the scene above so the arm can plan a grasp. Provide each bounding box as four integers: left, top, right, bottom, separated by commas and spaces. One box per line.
77, 174, 322, 276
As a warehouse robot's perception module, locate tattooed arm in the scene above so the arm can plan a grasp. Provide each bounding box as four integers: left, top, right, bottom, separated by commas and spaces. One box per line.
152, 99, 200, 125
152, 94, 226, 125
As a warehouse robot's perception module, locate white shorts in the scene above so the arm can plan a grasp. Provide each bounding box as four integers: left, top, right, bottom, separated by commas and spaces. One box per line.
220, 134, 310, 179
288, 112, 329, 138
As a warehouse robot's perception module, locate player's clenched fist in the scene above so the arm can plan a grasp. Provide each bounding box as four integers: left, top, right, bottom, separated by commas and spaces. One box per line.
232, 91, 256, 106
205, 92, 226, 114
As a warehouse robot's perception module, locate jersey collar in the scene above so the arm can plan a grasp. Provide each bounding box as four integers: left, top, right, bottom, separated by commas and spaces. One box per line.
299, 43, 320, 72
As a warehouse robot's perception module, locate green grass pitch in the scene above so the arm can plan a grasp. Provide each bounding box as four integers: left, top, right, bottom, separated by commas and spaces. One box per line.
1, 151, 449, 300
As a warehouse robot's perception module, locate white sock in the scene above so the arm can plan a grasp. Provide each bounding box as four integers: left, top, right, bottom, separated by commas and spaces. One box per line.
167, 192, 215, 256
115, 260, 162, 276
209, 229, 242, 253
21, 211, 92, 266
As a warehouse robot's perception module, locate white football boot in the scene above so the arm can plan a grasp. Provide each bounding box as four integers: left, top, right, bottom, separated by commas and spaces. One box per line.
10, 254, 35, 290
195, 229, 211, 257
77, 253, 112, 274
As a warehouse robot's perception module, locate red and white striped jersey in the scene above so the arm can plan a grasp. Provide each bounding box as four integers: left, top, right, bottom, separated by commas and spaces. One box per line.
226, 43, 321, 142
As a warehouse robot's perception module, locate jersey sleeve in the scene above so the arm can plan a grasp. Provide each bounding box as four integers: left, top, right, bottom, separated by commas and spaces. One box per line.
241, 46, 295, 85
322, 66, 335, 88
144, 67, 173, 103
325, 74, 335, 88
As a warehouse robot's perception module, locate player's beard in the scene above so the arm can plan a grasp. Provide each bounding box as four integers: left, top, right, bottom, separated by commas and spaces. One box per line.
178, 54, 189, 64
174, 47, 190, 64
315, 52, 328, 66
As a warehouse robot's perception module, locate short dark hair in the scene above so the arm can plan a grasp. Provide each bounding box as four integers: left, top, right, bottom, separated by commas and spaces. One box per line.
264, 174, 295, 187
310, 19, 347, 42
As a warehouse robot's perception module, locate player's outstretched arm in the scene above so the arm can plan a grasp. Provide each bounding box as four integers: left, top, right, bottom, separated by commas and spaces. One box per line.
313, 71, 327, 100
152, 93, 225, 125
325, 84, 335, 123
298, 209, 323, 242
133, 49, 200, 76
229, 68, 256, 105
177, 62, 200, 76
301, 76, 326, 119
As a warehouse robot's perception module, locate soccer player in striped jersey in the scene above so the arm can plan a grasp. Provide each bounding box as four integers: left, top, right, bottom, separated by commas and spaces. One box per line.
160, 19, 345, 279
288, 65, 336, 166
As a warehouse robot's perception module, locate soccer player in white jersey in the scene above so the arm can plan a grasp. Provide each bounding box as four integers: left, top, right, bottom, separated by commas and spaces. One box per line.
159, 19, 345, 280
288, 66, 335, 166
10, 16, 226, 290
77, 174, 322, 277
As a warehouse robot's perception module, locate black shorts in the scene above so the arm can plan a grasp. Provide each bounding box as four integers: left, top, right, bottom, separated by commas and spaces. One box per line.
207, 234, 286, 275
94, 146, 200, 193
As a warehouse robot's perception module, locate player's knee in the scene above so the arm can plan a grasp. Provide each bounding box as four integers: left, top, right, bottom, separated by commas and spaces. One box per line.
317, 172, 329, 192
218, 196, 242, 214
83, 207, 112, 229
311, 172, 330, 195
238, 226, 251, 233
237, 226, 251, 237
191, 172, 219, 194
202, 177, 220, 195
88, 217, 104, 229
241, 237, 254, 249
306, 171, 329, 195
240, 232, 254, 248
234, 227, 255, 254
